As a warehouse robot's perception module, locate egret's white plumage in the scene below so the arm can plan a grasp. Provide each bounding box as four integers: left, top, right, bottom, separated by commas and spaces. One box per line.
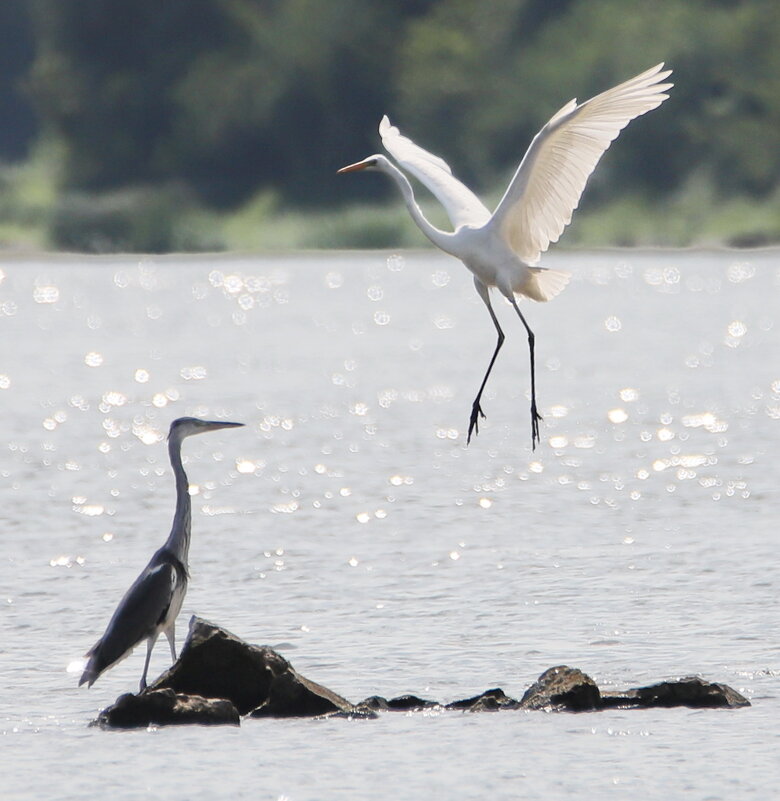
340, 63, 673, 447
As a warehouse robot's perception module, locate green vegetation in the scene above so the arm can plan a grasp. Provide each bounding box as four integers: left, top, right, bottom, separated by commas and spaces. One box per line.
0, 0, 777, 252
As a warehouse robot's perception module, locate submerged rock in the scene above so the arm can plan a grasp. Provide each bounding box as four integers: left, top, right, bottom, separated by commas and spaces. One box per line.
601, 676, 751, 710
446, 688, 518, 712
91, 617, 750, 728
519, 666, 601, 711
95, 688, 239, 729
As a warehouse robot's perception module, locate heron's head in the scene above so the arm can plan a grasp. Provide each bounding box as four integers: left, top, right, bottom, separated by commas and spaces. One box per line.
168, 417, 244, 442
337, 155, 387, 175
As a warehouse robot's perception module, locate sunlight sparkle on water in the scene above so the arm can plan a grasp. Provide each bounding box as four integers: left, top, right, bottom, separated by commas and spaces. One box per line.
33, 285, 59, 304
373, 311, 391, 326
431, 270, 450, 287
84, 351, 103, 367
101, 390, 127, 408
50, 554, 85, 568
681, 411, 727, 432
725, 320, 747, 347
727, 261, 756, 283
386, 254, 404, 272
180, 366, 208, 380
608, 408, 628, 423
132, 422, 163, 445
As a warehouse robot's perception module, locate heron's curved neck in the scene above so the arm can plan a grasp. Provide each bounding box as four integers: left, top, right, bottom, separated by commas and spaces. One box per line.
164, 435, 191, 565
385, 165, 456, 253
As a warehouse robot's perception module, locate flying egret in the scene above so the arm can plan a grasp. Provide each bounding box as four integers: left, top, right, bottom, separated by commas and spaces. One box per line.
79, 417, 244, 690
339, 64, 673, 448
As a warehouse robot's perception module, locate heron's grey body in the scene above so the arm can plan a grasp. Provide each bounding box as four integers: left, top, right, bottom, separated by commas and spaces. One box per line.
79, 417, 243, 690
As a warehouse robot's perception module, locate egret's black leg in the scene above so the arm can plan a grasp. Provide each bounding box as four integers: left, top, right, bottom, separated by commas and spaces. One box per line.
468, 279, 505, 444
510, 297, 542, 450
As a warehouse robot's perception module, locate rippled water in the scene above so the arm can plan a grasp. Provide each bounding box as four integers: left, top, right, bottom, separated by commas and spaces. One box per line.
1, 249, 778, 800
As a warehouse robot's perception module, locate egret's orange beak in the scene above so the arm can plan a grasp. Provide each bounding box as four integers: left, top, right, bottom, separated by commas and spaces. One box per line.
337, 160, 370, 174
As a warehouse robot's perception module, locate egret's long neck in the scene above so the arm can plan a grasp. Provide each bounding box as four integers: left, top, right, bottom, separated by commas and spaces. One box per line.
164, 434, 191, 565
384, 165, 456, 253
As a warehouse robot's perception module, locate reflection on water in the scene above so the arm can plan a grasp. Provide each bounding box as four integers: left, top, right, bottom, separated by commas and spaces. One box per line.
0, 249, 778, 800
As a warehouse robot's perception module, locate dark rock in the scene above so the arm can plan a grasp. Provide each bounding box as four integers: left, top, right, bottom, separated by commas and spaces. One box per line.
446, 688, 518, 712
94, 688, 239, 729
358, 695, 390, 711
149, 616, 355, 718
601, 676, 750, 710
92, 617, 751, 728
519, 666, 601, 711
356, 694, 439, 711
386, 694, 438, 711
249, 663, 355, 718
327, 706, 380, 720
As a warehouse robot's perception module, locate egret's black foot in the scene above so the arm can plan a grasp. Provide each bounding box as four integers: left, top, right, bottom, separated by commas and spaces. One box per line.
467, 402, 486, 445
530, 403, 543, 451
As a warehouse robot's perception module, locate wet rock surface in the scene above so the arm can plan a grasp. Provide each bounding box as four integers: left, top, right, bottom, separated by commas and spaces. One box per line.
600, 675, 752, 710
519, 666, 602, 711
93, 620, 750, 728
94, 688, 239, 729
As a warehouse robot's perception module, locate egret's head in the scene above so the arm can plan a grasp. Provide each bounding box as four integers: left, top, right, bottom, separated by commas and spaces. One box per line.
337, 155, 387, 174
168, 417, 244, 441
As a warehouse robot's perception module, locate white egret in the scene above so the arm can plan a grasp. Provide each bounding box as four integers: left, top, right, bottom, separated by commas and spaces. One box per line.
339, 63, 673, 448
79, 417, 244, 690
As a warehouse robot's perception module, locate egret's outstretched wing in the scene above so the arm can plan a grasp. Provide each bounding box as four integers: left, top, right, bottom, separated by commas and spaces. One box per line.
79, 560, 178, 686
489, 63, 673, 266
380, 116, 492, 230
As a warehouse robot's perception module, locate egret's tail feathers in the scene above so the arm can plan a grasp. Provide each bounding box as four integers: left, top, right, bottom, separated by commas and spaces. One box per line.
522, 267, 571, 302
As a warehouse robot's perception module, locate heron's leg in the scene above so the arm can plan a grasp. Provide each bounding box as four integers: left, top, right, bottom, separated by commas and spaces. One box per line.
140, 635, 158, 692
468, 279, 505, 445
509, 297, 542, 449
164, 624, 177, 663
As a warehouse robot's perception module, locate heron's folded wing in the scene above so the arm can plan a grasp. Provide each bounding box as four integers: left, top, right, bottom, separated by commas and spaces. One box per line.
80, 562, 178, 684
489, 63, 672, 266
380, 116, 492, 230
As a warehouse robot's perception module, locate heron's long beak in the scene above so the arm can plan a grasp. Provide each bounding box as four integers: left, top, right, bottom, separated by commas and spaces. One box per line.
337, 160, 371, 174
204, 420, 245, 431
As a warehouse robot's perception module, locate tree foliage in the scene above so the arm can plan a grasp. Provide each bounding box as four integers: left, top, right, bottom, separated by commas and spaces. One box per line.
2, 0, 778, 249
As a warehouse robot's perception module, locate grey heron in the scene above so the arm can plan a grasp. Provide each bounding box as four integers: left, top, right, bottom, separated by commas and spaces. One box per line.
79, 416, 244, 690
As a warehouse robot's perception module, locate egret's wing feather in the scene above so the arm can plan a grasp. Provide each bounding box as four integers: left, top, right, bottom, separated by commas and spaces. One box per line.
489, 63, 673, 265
79, 560, 178, 686
380, 116, 492, 229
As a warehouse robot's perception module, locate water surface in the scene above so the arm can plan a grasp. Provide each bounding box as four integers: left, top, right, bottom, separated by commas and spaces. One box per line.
1, 249, 778, 799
